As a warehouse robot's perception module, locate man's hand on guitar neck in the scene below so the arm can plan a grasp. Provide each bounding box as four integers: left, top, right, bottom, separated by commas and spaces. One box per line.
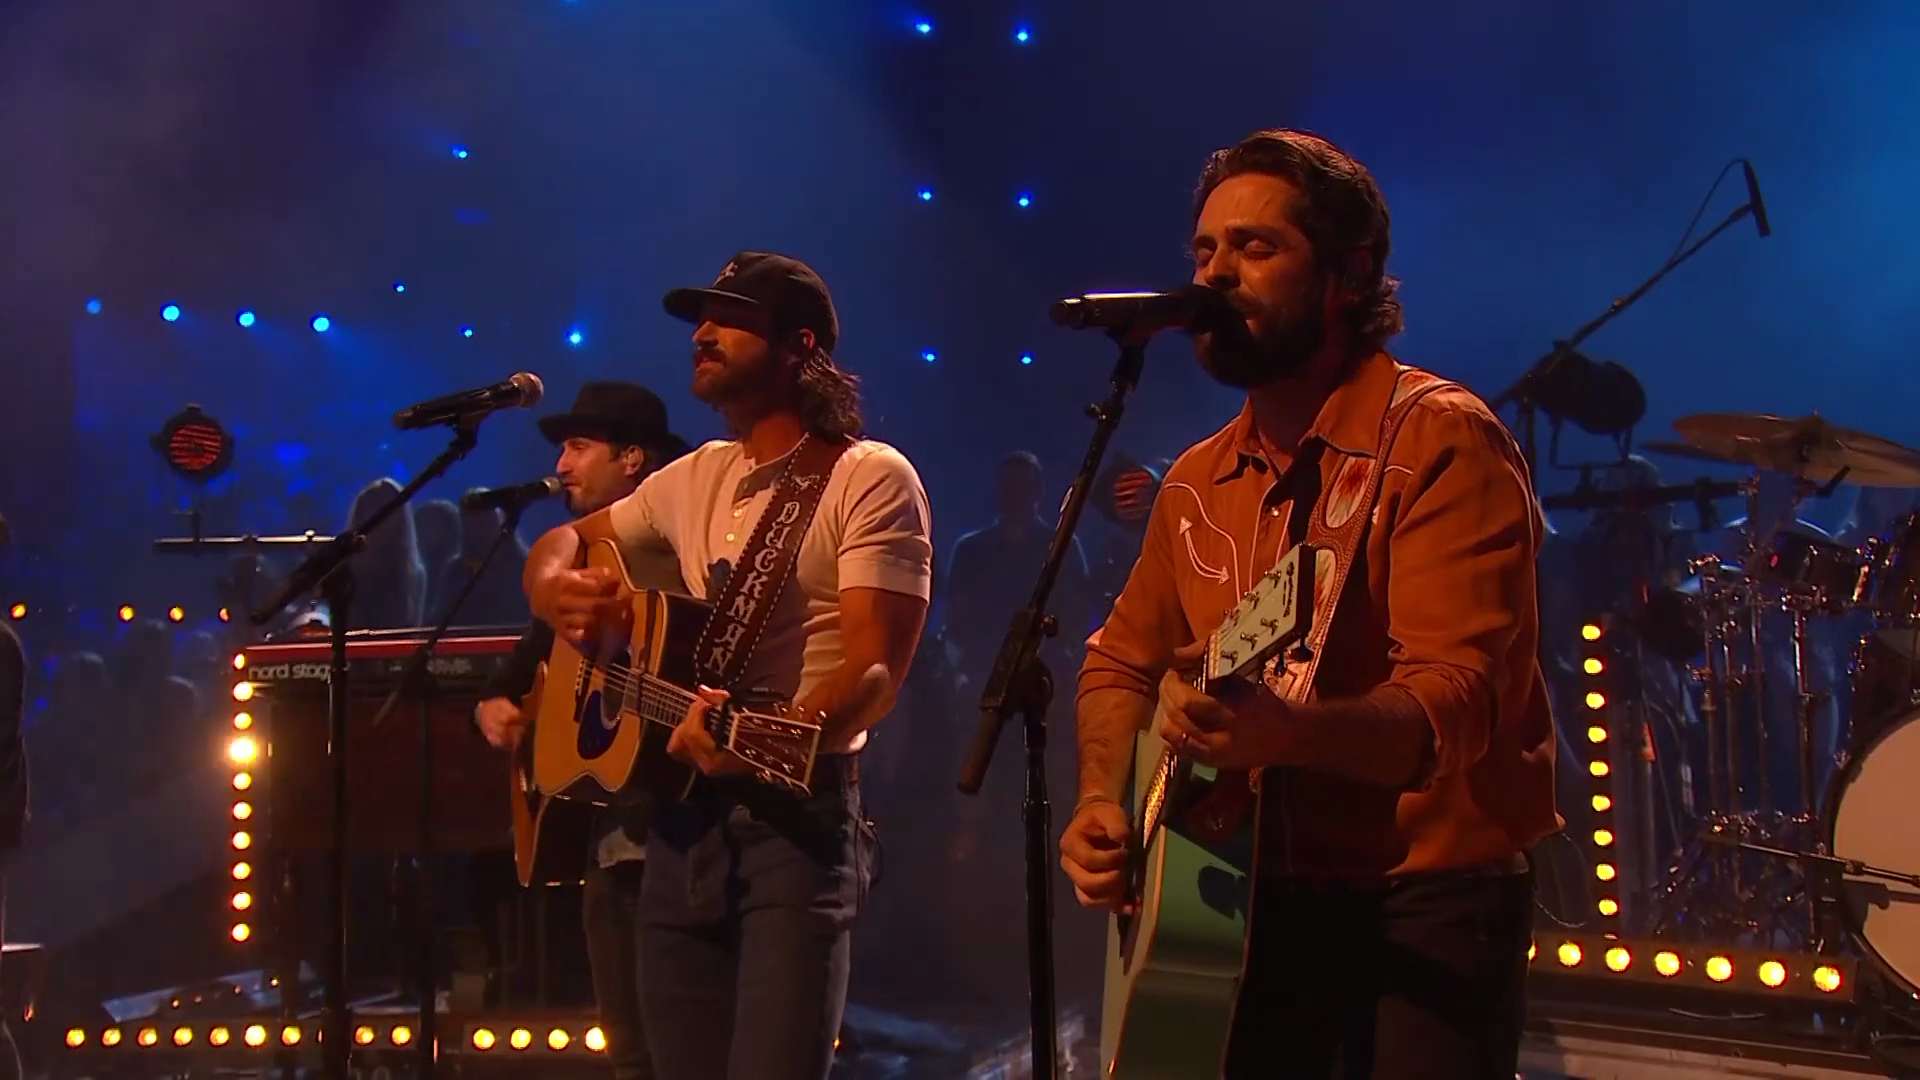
1157, 641, 1300, 772
668, 686, 752, 778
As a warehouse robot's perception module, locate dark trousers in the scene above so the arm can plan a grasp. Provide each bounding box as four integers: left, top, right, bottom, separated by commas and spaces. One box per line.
638, 760, 875, 1080
1223, 862, 1534, 1079
583, 859, 652, 1080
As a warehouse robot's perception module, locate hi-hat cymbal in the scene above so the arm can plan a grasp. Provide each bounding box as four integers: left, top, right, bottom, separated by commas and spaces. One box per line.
1665, 413, 1920, 488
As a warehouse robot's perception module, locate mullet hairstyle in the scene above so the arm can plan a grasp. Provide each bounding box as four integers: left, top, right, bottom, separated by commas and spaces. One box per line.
1192, 129, 1405, 354
791, 342, 864, 443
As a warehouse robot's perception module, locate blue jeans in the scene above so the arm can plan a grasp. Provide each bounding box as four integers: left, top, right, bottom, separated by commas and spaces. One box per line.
638, 757, 876, 1080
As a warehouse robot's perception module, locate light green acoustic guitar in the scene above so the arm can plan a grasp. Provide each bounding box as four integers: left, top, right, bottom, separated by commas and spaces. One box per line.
1100, 542, 1317, 1078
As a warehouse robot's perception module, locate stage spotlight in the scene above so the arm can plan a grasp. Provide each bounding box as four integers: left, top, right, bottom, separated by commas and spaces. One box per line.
161, 304, 181, 322
567, 329, 584, 346
150, 404, 235, 483
85, 298, 102, 315
236, 310, 255, 328
311, 315, 331, 333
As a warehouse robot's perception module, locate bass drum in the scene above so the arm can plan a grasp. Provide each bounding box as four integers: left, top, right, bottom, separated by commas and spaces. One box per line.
1828, 709, 1920, 993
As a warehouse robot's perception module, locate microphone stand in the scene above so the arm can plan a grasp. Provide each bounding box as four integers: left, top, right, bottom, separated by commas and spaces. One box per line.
246, 419, 484, 1080
366, 497, 531, 1078
958, 328, 1150, 1080
1488, 200, 1761, 474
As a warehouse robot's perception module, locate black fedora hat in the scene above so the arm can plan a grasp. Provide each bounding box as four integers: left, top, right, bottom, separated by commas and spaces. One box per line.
537, 381, 693, 460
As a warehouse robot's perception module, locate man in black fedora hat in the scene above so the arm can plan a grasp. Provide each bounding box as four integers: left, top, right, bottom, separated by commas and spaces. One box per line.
475, 381, 693, 1080
524, 252, 934, 1080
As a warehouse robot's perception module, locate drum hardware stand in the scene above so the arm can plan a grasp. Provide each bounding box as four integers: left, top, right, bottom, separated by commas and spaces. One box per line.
1698, 829, 1910, 954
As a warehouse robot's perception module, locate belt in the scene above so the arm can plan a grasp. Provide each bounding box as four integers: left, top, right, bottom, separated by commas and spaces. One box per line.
1265, 851, 1531, 893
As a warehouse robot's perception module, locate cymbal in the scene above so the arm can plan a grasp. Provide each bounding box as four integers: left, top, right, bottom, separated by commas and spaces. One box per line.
1639, 439, 1737, 467
1665, 413, 1920, 488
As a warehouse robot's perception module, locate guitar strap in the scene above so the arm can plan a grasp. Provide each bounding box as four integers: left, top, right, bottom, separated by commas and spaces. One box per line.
1220, 364, 1456, 1064
692, 435, 852, 692
1253, 364, 1455, 713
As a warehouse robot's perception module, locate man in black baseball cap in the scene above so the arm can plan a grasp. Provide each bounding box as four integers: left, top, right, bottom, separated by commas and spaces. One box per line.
662, 251, 863, 446
523, 250, 935, 1079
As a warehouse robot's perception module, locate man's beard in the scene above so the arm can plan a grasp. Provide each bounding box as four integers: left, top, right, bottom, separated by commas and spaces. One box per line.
1195, 286, 1327, 391
690, 347, 777, 408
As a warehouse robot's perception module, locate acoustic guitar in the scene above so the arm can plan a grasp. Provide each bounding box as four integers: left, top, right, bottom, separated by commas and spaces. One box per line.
509, 659, 594, 887
528, 538, 824, 807
1100, 542, 1317, 1078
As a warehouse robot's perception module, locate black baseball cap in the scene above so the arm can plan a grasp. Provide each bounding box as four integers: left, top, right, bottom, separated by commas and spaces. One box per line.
662, 252, 840, 354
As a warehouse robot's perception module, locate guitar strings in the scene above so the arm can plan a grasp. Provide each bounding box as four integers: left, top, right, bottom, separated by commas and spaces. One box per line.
575, 659, 817, 741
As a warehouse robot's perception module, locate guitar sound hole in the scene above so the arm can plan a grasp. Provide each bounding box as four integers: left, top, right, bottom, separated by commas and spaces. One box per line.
574, 651, 631, 763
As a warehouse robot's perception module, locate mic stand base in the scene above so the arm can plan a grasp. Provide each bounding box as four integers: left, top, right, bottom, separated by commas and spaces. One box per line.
1003, 652, 1060, 1080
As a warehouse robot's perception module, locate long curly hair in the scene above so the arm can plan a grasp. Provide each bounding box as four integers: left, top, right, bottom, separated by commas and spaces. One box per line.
794, 347, 864, 442
1193, 129, 1404, 354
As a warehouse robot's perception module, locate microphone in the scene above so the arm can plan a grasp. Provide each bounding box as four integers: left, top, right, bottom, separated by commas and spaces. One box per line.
1741, 159, 1771, 239
393, 372, 545, 431
1049, 285, 1240, 336
459, 477, 563, 513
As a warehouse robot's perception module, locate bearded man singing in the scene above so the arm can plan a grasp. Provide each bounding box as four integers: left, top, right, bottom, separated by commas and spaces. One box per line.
1058, 129, 1560, 1077
524, 253, 931, 1080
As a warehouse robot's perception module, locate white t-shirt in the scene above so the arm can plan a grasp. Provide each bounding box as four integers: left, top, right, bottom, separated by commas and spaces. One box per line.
606, 436, 933, 754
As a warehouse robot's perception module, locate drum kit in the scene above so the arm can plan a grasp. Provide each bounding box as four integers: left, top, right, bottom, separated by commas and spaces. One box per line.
1556, 411, 1920, 994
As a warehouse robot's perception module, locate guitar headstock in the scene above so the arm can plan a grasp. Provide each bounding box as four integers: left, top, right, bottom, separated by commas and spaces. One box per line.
708, 700, 824, 794
1206, 542, 1314, 683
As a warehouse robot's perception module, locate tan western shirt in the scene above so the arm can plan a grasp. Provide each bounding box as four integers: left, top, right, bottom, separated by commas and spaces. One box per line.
1079, 351, 1560, 878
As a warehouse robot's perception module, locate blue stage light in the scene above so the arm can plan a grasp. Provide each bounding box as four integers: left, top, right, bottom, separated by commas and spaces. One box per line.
311, 315, 331, 333
1016, 193, 1033, 208
921, 350, 937, 363
918, 188, 933, 202
84, 298, 102, 315
1015, 26, 1032, 43
393, 282, 406, 293
161, 304, 181, 323
461, 327, 475, 338
567, 329, 584, 346
237, 311, 256, 328
451, 146, 470, 160
1020, 353, 1034, 365
913, 20, 932, 35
